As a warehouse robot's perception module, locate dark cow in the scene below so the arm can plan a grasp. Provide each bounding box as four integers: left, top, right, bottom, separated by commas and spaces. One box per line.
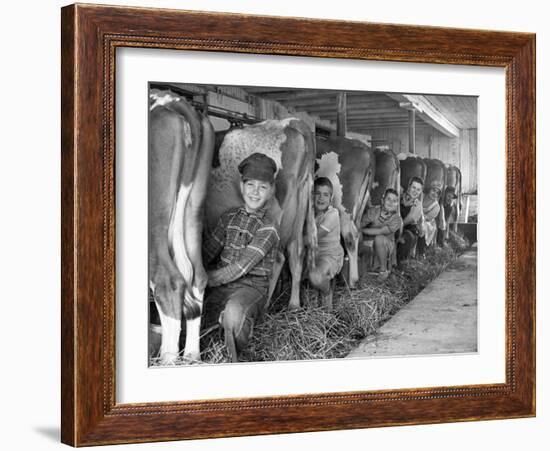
371, 148, 400, 206
149, 90, 215, 364
315, 137, 375, 288
399, 154, 427, 193
443, 164, 462, 237
204, 118, 317, 310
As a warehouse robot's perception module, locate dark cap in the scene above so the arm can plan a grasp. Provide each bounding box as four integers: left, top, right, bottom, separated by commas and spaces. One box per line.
238, 153, 277, 183
444, 186, 458, 199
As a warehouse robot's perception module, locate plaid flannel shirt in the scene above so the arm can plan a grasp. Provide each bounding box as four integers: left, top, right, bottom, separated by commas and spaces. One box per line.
363, 205, 403, 240
203, 206, 280, 287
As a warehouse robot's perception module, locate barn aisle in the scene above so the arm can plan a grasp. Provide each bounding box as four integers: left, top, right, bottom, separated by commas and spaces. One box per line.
347, 245, 478, 358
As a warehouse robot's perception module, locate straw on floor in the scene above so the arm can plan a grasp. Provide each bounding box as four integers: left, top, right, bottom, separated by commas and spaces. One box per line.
150, 232, 470, 366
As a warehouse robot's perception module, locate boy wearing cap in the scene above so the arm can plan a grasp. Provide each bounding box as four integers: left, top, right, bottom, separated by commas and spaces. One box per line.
202, 152, 280, 362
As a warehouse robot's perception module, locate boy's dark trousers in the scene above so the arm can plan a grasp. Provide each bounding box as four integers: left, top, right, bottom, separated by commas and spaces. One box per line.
203, 275, 269, 362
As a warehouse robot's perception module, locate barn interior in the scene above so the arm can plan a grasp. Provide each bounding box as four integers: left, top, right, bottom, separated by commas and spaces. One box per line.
151, 82, 478, 241
149, 82, 480, 363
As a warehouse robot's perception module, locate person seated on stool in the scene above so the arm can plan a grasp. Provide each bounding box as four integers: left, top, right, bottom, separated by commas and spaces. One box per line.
361, 188, 403, 281
417, 181, 442, 257
397, 176, 424, 263
202, 153, 280, 362
308, 177, 344, 310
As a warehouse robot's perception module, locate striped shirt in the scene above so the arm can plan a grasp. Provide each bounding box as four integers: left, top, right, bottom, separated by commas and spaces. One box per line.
203, 206, 280, 287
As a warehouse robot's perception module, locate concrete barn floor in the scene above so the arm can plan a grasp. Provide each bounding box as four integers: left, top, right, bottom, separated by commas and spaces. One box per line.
347, 245, 478, 358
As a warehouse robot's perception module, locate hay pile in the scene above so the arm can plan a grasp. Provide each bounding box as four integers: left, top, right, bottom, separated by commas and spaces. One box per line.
240, 283, 406, 362
150, 233, 470, 366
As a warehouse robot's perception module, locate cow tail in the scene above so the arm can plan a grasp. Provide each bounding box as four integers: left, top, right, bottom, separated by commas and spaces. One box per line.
439, 168, 447, 231
304, 170, 317, 270
184, 113, 215, 319
457, 167, 463, 221
392, 154, 404, 236
169, 97, 203, 187
287, 119, 318, 268
354, 162, 374, 229
300, 121, 318, 269
167, 96, 204, 319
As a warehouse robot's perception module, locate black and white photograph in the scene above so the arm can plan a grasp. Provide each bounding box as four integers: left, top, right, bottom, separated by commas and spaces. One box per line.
3, 0, 546, 449
148, 83, 478, 366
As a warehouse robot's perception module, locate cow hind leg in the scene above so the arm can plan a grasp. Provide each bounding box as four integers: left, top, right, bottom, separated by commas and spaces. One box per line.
181, 115, 214, 361
183, 313, 202, 362
287, 185, 309, 310
151, 278, 184, 365
157, 306, 181, 365
266, 251, 285, 311
287, 240, 304, 310
343, 231, 360, 289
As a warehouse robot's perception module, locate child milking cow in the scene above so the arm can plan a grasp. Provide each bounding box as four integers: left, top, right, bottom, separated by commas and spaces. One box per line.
307, 177, 345, 309
202, 153, 280, 362
361, 188, 402, 280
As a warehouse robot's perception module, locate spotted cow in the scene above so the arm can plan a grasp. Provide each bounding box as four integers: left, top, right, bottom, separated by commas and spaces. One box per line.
315, 137, 375, 288
149, 90, 215, 364
204, 118, 317, 310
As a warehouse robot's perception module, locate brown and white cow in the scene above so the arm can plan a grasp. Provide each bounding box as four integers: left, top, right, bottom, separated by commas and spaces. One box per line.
315, 137, 375, 288
149, 90, 215, 364
205, 118, 317, 310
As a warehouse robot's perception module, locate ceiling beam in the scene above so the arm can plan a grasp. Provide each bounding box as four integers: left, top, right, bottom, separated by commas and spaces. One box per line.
387, 94, 460, 137
325, 112, 407, 120
318, 108, 405, 116
304, 102, 399, 114
352, 124, 432, 132
251, 90, 332, 101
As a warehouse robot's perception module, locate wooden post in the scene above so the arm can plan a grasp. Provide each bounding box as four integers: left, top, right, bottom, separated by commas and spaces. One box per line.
202, 91, 209, 115
336, 92, 347, 137
464, 195, 471, 224
408, 109, 416, 154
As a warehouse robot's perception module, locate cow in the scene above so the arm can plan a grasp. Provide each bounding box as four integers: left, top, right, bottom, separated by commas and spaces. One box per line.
444, 164, 462, 236
149, 90, 215, 364
204, 118, 317, 311
371, 148, 401, 206
398, 153, 427, 193
315, 137, 375, 289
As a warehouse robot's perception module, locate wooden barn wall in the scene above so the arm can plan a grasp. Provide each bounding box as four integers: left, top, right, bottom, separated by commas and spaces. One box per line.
460, 128, 478, 194
366, 126, 478, 193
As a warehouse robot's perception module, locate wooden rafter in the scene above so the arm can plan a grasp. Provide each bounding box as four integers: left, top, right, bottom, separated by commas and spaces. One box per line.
387, 94, 460, 137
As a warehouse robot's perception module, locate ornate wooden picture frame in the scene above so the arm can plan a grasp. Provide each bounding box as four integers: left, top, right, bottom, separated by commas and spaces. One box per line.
61, 3, 535, 446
